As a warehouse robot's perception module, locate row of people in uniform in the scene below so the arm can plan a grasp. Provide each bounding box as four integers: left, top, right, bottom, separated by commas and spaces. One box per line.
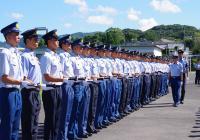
0, 22, 170, 140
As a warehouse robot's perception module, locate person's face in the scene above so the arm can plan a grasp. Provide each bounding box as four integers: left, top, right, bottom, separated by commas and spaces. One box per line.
6, 32, 20, 47
178, 52, 183, 58
73, 45, 83, 54
173, 57, 178, 62
62, 43, 71, 52
98, 50, 105, 57
26, 37, 39, 50
90, 48, 96, 56
48, 38, 59, 51
82, 48, 90, 56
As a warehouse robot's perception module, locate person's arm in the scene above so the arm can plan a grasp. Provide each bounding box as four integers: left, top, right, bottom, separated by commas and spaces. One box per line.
2, 75, 22, 85
44, 74, 63, 82
0, 51, 22, 85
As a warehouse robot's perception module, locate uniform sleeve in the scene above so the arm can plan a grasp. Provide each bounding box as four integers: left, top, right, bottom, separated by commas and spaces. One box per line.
59, 55, 65, 73
40, 55, 51, 75
0, 52, 10, 76
21, 55, 29, 78
180, 63, 183, 73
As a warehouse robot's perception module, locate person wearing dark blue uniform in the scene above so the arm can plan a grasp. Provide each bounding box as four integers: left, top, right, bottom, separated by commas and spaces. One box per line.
58, 34, 75, 140
194, 60, 200, 84
0, 22, 31, 140
21, 28, 42, 140
40, 30, 64, 140
169, 53, 183, 107
178, 49, 188, 104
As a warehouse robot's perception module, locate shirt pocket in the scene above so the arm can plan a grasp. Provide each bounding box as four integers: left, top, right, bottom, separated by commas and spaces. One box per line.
51, 62, 58, 72
30, 59, 37, 66
76, 62, 82, 70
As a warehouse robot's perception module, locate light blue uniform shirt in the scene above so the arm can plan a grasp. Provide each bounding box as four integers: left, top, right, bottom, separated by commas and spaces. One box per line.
40, 48, 63, 85
21, 48, 42, 84
70, 54, 85, 78
169, 62, 183, 76
59, 50, 74, 77
89, 57, 99, 77
0, 43, 24, 88
179, 58, 188, 73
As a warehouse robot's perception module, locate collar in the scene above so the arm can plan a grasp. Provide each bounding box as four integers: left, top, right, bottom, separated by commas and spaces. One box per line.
24, 48, 35, 55
5, 43, 18, 53
46, 48, 56, 55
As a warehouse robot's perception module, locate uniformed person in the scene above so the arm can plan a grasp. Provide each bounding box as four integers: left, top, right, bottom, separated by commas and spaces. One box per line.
178, 49, 188, 104
21, 28, 42, 140
194, 60, 200, 84
0, 22, 30, 140
67, 39, 91, 139
169, 53, 183, 107
40, 29, 64, 140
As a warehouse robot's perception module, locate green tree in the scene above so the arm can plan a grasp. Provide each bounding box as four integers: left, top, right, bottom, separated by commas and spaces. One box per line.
184, 38, 194, 49
39, 39, 46, 47
105, 28, 125, 45
143, 30, 159, 41
122, 29, 141, 42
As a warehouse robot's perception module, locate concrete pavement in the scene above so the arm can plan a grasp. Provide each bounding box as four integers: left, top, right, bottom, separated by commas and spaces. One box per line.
87, 72, 200, 140
19, 72, 200, 140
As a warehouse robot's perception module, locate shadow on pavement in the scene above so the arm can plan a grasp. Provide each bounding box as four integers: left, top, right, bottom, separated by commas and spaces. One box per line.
142, 103, 173, 108
189, 108, 200, 138
18, 123, 44, 140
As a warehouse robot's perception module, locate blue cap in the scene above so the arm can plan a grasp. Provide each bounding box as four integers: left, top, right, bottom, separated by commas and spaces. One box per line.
1, 22, 20, 35
178, 49, 184, 53
105, 44, 112, 51
111, 46, 118, 52
59, 34, 72, 46
21, 28, 39, 40
90, 42, 97, 49
72, 38, 84, 47
42, 29, 58, 42
83, 41, 91, 49
96, 44, 106, 51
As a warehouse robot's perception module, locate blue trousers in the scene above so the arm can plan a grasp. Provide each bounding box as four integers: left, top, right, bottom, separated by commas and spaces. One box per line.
68, 82, 84, 139
77, 82, 91, 136
113, 79, 122, 118
143, 74, 151, 103
170, 77, 181, 104
0, 87, 22, 140
103, 79, 112, 122
94, 80, 106, 127
58, 81, 74, 140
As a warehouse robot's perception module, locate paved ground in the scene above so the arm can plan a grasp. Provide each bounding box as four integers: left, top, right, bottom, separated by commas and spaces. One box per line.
20, 72, 200, 140
87, 72, 200, 140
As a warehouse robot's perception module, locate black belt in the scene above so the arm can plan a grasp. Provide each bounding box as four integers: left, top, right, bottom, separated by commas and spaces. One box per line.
46, 84, 61, 88
1, 87, 19, 92
77, 78, 86, 80
97, 78, 104, 80
171, 76, 181, 78
68, 77, 77, 80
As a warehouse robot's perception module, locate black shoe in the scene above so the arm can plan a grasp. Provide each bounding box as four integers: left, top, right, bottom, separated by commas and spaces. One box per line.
180, 101, 184, 104
101, 124, 107, 128
92, 129, 100, 134
86, 132, 93, 136
79, 133, 88, 138
102, 122, 109, 126
70, 137, 82, 140
95, 125, 103, 129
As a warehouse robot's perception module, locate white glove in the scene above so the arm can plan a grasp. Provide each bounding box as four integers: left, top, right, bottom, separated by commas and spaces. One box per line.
63, 78, 69, 83
180, 81, 183, 86
21, 80, 31, 88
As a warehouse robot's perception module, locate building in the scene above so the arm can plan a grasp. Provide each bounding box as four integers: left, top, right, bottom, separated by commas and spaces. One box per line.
120, 40, 165, 56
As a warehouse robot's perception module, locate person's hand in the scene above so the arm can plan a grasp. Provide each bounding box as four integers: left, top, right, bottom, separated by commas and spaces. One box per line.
63, 78, 69, 83
21, 80, 31, 88
180, 81, 183, 86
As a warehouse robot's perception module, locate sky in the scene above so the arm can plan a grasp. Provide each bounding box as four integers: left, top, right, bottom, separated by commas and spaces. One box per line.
0, 0, 199, 41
